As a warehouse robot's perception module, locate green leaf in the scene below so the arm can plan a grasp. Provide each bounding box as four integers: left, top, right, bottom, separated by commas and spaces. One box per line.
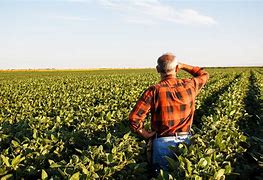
198, 158, 208, 168
1, 174, 13, 180
205, 157, 211, 166
56, 116, 61, 123
75, 148, 82, 154
206, 148, 215, 155
225, 164, 232, 174
106, 153, 113, 164
111, 146, 117, 154
185, 158, 192, 175
98, 145, 103, 152
0, 168, 8, 176
72, 155, 79, 163
49, 160, 61, 168
58, 168, 66, 178
215, 169, 225, 179
51, 134, 58, 141
93, 173, 99, 178
168, 174, 174, 180
1, 155, 10, 167
81, 165, 89, 175
41, 169, 48, 180
123, 132, 130, 140
178, 143, 184, 149
193, 175, 202, 180
50, 163, 61, 168
33, 129, 37, 139
69, 172, 80, 180
11, 155, 25, 170
48, 159, 55, 165
106, 112, 111, 120
165, 156, 177, 170
11, 140, 19, 147
157, 169, 169, 180
106, 133, 111, 143
229, 110, 235, 116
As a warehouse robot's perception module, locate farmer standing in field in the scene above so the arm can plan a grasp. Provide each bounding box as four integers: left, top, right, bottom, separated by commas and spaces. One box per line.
129, 53, 209, 171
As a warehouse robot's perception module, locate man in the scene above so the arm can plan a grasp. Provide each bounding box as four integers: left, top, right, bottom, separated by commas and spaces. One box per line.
129, 53, 209, 171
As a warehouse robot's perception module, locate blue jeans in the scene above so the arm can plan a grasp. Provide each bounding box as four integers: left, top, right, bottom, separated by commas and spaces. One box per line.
152, 135, 190, 170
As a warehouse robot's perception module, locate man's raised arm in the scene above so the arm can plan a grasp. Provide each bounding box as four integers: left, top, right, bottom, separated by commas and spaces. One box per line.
179, 63, 209, 94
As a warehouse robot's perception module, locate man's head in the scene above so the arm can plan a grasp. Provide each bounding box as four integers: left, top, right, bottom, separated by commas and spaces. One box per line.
156, 53, 178, 75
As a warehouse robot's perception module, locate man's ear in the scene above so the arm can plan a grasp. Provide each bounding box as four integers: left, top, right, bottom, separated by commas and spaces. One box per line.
156, 65, 160, 73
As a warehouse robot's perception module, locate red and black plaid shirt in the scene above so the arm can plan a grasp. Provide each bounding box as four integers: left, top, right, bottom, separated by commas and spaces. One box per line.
129, 66, 209, 136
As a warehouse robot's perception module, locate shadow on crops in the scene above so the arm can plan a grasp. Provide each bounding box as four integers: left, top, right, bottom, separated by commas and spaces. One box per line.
94, 120, 152, 179
0, 120, 52, 178
233, 71, 263, 179
0, 120, 33, 151
109, 120, 153, 179
0, 121, 29, 177
56, 118, 151, 179
193, 74, 241, 130
1, 117, 147, 179
0, 116, 148, 178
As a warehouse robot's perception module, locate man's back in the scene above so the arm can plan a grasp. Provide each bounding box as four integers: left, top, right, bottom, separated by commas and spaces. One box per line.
129, 66, 208, 136
150, 77, 197, 136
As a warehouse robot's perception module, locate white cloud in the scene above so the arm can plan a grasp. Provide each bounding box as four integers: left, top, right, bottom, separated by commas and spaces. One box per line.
97, 0, 217, 25
126, 18, 157, 25
174, 9, 216, 25
52, 15, 94, 21
66, 0, 92, 2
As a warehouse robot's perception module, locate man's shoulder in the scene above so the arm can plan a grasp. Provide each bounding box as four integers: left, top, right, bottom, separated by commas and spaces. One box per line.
158, 78, 192, 87
147, 84, 159, 91
144, 83, 162, 94
181, 78, 194, 83
148, 78, 193, 91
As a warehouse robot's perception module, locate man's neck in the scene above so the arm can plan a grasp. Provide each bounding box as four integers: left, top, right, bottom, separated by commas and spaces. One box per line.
160, 72, 177, 80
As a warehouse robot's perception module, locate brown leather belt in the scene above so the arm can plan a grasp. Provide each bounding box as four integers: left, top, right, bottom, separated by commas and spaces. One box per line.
156, 132, 190, 138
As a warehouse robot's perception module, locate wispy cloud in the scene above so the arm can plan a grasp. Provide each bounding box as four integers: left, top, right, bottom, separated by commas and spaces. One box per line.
126, 18, 157, 25
52, 15, 94, 21
97, 0, 217, 25
66, 0, 92, 2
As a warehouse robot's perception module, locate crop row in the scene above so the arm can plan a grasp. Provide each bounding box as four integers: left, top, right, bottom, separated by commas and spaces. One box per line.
233, 70, 263, 178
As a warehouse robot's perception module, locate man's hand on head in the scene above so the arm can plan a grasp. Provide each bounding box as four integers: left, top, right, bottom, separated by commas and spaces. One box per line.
178, 62, 183, 69
178, 63, 194, 72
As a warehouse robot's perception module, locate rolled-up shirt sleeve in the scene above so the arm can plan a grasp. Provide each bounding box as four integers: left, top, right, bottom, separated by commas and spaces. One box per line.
189, 67, 209, 94
129, 86, 154, 132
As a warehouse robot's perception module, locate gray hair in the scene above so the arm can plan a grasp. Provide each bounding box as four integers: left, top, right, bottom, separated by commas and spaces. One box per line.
157, 53, 178, 73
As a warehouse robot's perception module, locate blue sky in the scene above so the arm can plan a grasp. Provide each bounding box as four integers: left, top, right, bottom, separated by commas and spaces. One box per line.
0, 0, 262, 69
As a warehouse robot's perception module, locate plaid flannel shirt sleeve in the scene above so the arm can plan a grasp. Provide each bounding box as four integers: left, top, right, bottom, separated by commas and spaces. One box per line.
129, 86, 154, 132
190, 67, 209, 94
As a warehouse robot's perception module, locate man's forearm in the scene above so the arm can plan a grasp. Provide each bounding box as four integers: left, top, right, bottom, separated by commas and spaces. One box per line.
179, 63, 195, 74
179, 63, 208, 78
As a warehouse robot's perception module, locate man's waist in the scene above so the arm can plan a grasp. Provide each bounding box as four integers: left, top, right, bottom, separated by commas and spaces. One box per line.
156, 131, 190, 138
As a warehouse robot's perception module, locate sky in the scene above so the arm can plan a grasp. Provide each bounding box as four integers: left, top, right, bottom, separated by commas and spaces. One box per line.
0, 0, 263, 69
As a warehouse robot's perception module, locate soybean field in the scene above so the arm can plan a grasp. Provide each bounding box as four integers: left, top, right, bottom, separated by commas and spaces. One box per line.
0, 68, 262, 179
